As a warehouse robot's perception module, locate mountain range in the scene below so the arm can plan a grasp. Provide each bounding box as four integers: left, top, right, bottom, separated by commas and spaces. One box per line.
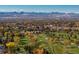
0, 12, 79, 21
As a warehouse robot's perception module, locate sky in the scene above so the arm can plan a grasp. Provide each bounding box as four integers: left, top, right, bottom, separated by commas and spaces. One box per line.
0, 5, 79, 13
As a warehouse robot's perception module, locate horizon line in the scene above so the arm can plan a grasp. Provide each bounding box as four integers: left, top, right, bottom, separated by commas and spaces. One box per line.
0, 11, 78, 13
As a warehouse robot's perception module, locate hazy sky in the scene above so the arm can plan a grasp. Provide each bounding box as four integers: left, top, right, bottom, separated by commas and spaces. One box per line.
0, 5, 79, 13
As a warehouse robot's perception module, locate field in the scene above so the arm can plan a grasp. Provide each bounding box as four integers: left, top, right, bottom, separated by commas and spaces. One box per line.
0, 19, 79, 54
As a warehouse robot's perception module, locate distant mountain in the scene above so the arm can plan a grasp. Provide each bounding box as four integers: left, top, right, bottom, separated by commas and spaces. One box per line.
0, 12, 79, 21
